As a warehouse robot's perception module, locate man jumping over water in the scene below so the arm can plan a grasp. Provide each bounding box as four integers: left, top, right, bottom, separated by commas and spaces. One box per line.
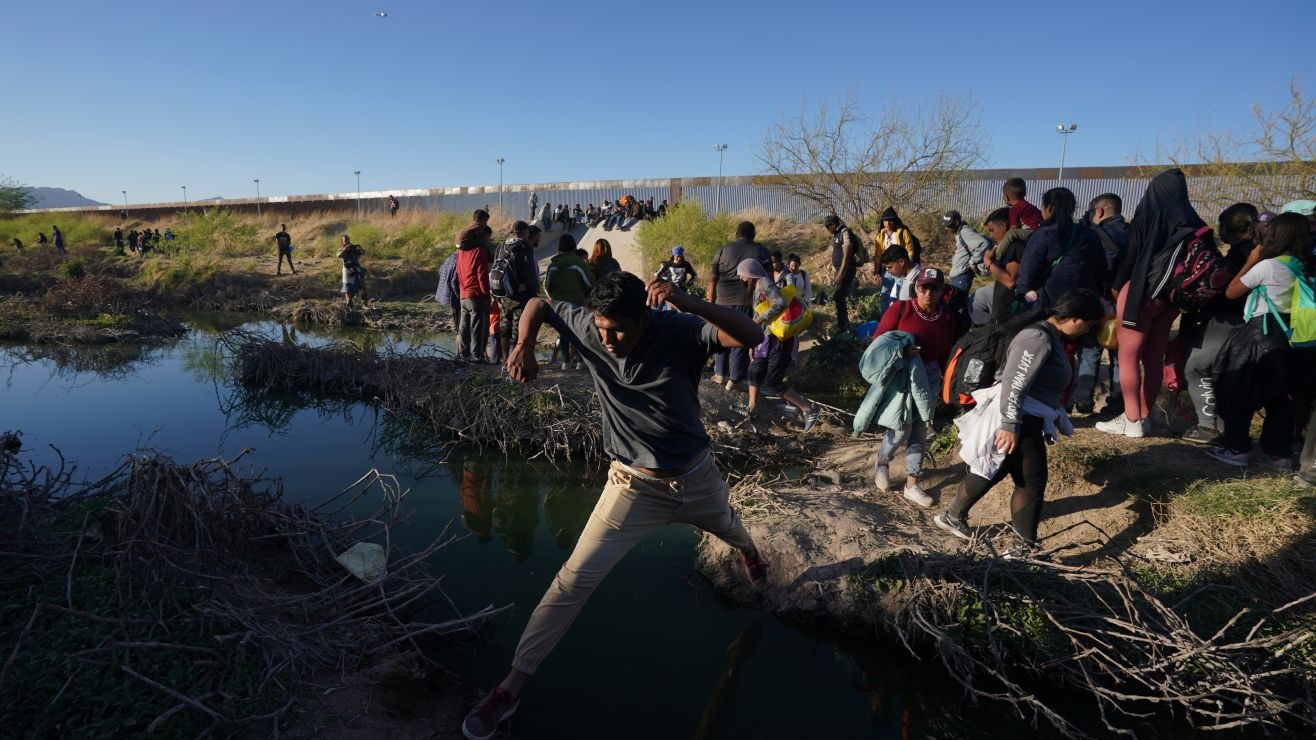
461, 271, 772, 740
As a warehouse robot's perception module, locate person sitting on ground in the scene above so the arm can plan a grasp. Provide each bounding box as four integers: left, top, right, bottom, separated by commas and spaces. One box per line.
274, 223, 296, 275
1003, 177, 1044, 230
879, 245, 921, 309
736, 258, 819, 430
869, 267, 957, 507
572, 203, 583, 225
944, 210, 992, 295
655, 245, 697, 294
589, 238, 621, 280
934, 289, 1106, 554
604, 201, 624, 231
1206, 212, 1314, 470
11, 237, 21, 251
337, 234, 367, 307
1097, 168, 1205, 439
543, 234, 593, 370
778, 253, 813, 303
461, 271, 771, 740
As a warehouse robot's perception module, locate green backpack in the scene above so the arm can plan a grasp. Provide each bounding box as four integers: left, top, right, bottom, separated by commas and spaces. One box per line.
1250, 255, 1316, 348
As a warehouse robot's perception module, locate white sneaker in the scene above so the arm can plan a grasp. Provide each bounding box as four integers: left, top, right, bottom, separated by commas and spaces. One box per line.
874, 464, 890, 491
902, 482, 933, 508
1095, 415, 1147, 438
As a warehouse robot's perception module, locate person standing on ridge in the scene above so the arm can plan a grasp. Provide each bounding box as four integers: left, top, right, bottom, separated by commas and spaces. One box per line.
529, 192, 538, 221
52, 225, 67, 256
274, 223, 297, 275
823, 214, 862, 332
387, 194, 400, 218
460, 271, 772, 740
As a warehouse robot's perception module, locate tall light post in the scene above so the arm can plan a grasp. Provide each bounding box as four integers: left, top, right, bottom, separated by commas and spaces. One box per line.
181, 185, 188, 213
122, 190, 127, 212
496, 158, 505, 213
713, 144, 728, 213
1056, 123, 1078, 182
353, 170, 362, 218
254, 179, 261, 217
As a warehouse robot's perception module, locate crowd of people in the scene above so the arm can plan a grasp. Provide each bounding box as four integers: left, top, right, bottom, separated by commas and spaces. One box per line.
452, 173, 1315, 739
528, 192, 669, 234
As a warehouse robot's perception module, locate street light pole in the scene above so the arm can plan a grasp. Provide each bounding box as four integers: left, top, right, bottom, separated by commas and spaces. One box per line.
713, 144, 728, 213
254, 179, 261, 217
496, 158, 505, 213
353, 170, 361, 218
181, 185, 188, 213
1056, 123, 1078, 182
122, 190, 127, 212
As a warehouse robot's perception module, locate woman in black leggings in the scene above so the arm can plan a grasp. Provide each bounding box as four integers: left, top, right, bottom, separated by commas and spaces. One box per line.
934, 290, 1106, 554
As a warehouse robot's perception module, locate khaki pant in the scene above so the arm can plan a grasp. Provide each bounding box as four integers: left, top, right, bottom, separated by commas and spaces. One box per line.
511, 453, 752, 675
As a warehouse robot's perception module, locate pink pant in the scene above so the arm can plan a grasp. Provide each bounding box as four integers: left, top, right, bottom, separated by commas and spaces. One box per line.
1115, 283, 1180, 421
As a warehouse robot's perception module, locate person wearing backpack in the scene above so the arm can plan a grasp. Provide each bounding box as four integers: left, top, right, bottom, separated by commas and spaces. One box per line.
709, 221, 771, 390
933, 290, 1106, 555
1178, 204, 1259, 444
456, 210, 493, 362
1071, 194, 1129, 416
337, 234, 368, 307
491, 221, 540, 348
823, 215, 863, 332
1205, 213, 1315, 469
1015, 187, 1105, 312
1098, 168, 1205, 439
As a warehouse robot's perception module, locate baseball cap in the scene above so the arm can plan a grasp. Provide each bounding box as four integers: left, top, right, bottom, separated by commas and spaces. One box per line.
1281, 200, 1316, 216
941, 210, 962, 226
671, 245, 684, 256
914, 267, 946, 288
1258, 210, 1279, 225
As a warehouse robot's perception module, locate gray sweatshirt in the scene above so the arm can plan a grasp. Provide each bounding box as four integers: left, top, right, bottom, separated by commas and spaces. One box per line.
996, 322, 1071, 433
951, 224, 992, 280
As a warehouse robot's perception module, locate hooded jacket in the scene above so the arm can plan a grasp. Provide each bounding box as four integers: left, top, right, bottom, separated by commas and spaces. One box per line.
1015, 221, 1105, 310
544, 251, 594, 305
1112, 169, 1206, 329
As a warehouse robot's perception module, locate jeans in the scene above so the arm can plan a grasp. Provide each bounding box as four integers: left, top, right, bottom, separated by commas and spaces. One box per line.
948, 272, 973, 295
511, 454, 752, 675
713, 305, 755, 381
1073, 344, 1120, 411
877, 418, 927, 479
458, 296, 490, 360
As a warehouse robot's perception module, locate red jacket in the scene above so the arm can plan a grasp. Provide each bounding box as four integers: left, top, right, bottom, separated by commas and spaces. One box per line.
457, 246, 490, 298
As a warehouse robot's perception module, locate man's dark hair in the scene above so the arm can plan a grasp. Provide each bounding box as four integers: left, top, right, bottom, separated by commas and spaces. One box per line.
558, 233, 578, 254
528, 225, 542, 237
473, 209, 490, 221
984, 207, 1011, 226
823, 214, 842, 229
1049, 288, 1106, 323
771, 250, 783, 261
1218, 202, 1259, 243
1003, 178, 1027, 200
735, 221, 756, 241
786, 252, 801, 263
586, 271, 648, 321
1090, 193, 1121, 214
880, 245, 910, 264
280, 223, 286, 230
512, 220, 530, 235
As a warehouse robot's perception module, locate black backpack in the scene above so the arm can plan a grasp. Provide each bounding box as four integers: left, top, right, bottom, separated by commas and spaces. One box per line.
940, 323, 1010, 407
490, 239, 529, 299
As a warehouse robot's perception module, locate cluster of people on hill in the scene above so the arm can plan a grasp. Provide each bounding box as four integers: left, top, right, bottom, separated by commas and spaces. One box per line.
11, 225, 69, 256
111, 225, 174, 257
527, 192, 668, 234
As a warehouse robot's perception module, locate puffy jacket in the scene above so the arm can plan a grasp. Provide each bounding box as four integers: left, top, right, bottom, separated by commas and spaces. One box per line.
853, 331, 935, 435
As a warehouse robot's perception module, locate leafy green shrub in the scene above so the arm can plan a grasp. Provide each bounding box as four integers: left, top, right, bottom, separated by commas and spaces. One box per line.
175, 207, 261, 257
635, 202, 735, 276
60, 258, 86, 280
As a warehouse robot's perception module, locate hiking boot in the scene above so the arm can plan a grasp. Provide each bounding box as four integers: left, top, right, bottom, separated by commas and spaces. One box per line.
1205, 446, 1249, 467
1258, 453, 1294, 473
738, 547, 770, 589
933, 512, 971, 541
874, 464, 890, 492
802, 408, 820, 433
1181, 426, 1222, 446
462, 687, 520, 740
902, 482, 933, 507
1095, 415, 1147, 438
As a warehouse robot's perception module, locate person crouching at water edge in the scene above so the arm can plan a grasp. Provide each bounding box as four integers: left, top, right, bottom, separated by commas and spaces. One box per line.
933, 290, 1106, 557
461, 271, 772, 740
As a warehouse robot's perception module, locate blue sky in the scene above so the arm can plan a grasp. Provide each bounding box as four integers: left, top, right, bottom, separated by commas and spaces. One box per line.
4, 0, 1312, 205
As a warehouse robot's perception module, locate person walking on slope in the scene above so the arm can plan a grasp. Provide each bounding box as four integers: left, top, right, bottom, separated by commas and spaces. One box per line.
934, 290, 1106, 555
455, 210, 493, 362
460, 271, 772, 740
736, 258, 820, 430
543, 233, 592, 369
274, 223, 297, 275
823, 215, 862, 331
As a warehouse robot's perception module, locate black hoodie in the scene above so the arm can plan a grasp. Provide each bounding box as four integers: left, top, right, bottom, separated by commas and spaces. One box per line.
1112, 168, 1206, 329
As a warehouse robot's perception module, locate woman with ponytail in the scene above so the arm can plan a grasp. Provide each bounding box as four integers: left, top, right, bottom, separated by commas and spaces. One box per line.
934, 289, 1106, 555
1014, 187, 1106, 311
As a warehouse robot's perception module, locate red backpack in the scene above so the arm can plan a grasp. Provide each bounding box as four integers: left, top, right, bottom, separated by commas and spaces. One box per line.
1165, 226, 1234, 311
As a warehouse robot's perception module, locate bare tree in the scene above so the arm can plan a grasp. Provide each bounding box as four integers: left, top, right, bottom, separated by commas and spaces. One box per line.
758, 93, 988, 235
1135, 79, 1315, 213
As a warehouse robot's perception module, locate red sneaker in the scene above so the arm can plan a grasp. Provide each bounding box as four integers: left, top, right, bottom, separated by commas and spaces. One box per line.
462, 687, 519, 740
739, 547, 770, 590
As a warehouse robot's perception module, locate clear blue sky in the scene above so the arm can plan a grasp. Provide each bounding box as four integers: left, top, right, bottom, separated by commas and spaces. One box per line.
4, 0, 1312, 205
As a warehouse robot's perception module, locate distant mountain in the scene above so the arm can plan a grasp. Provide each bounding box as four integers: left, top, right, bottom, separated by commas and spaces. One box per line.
29, 187, 109, 209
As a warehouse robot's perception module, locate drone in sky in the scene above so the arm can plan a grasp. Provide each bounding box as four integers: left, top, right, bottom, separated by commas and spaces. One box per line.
375, 11, 388, 17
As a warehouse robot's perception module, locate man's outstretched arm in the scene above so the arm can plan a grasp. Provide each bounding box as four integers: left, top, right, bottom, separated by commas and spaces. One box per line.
649, 280, 762, 349
507, 298, 553, 382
